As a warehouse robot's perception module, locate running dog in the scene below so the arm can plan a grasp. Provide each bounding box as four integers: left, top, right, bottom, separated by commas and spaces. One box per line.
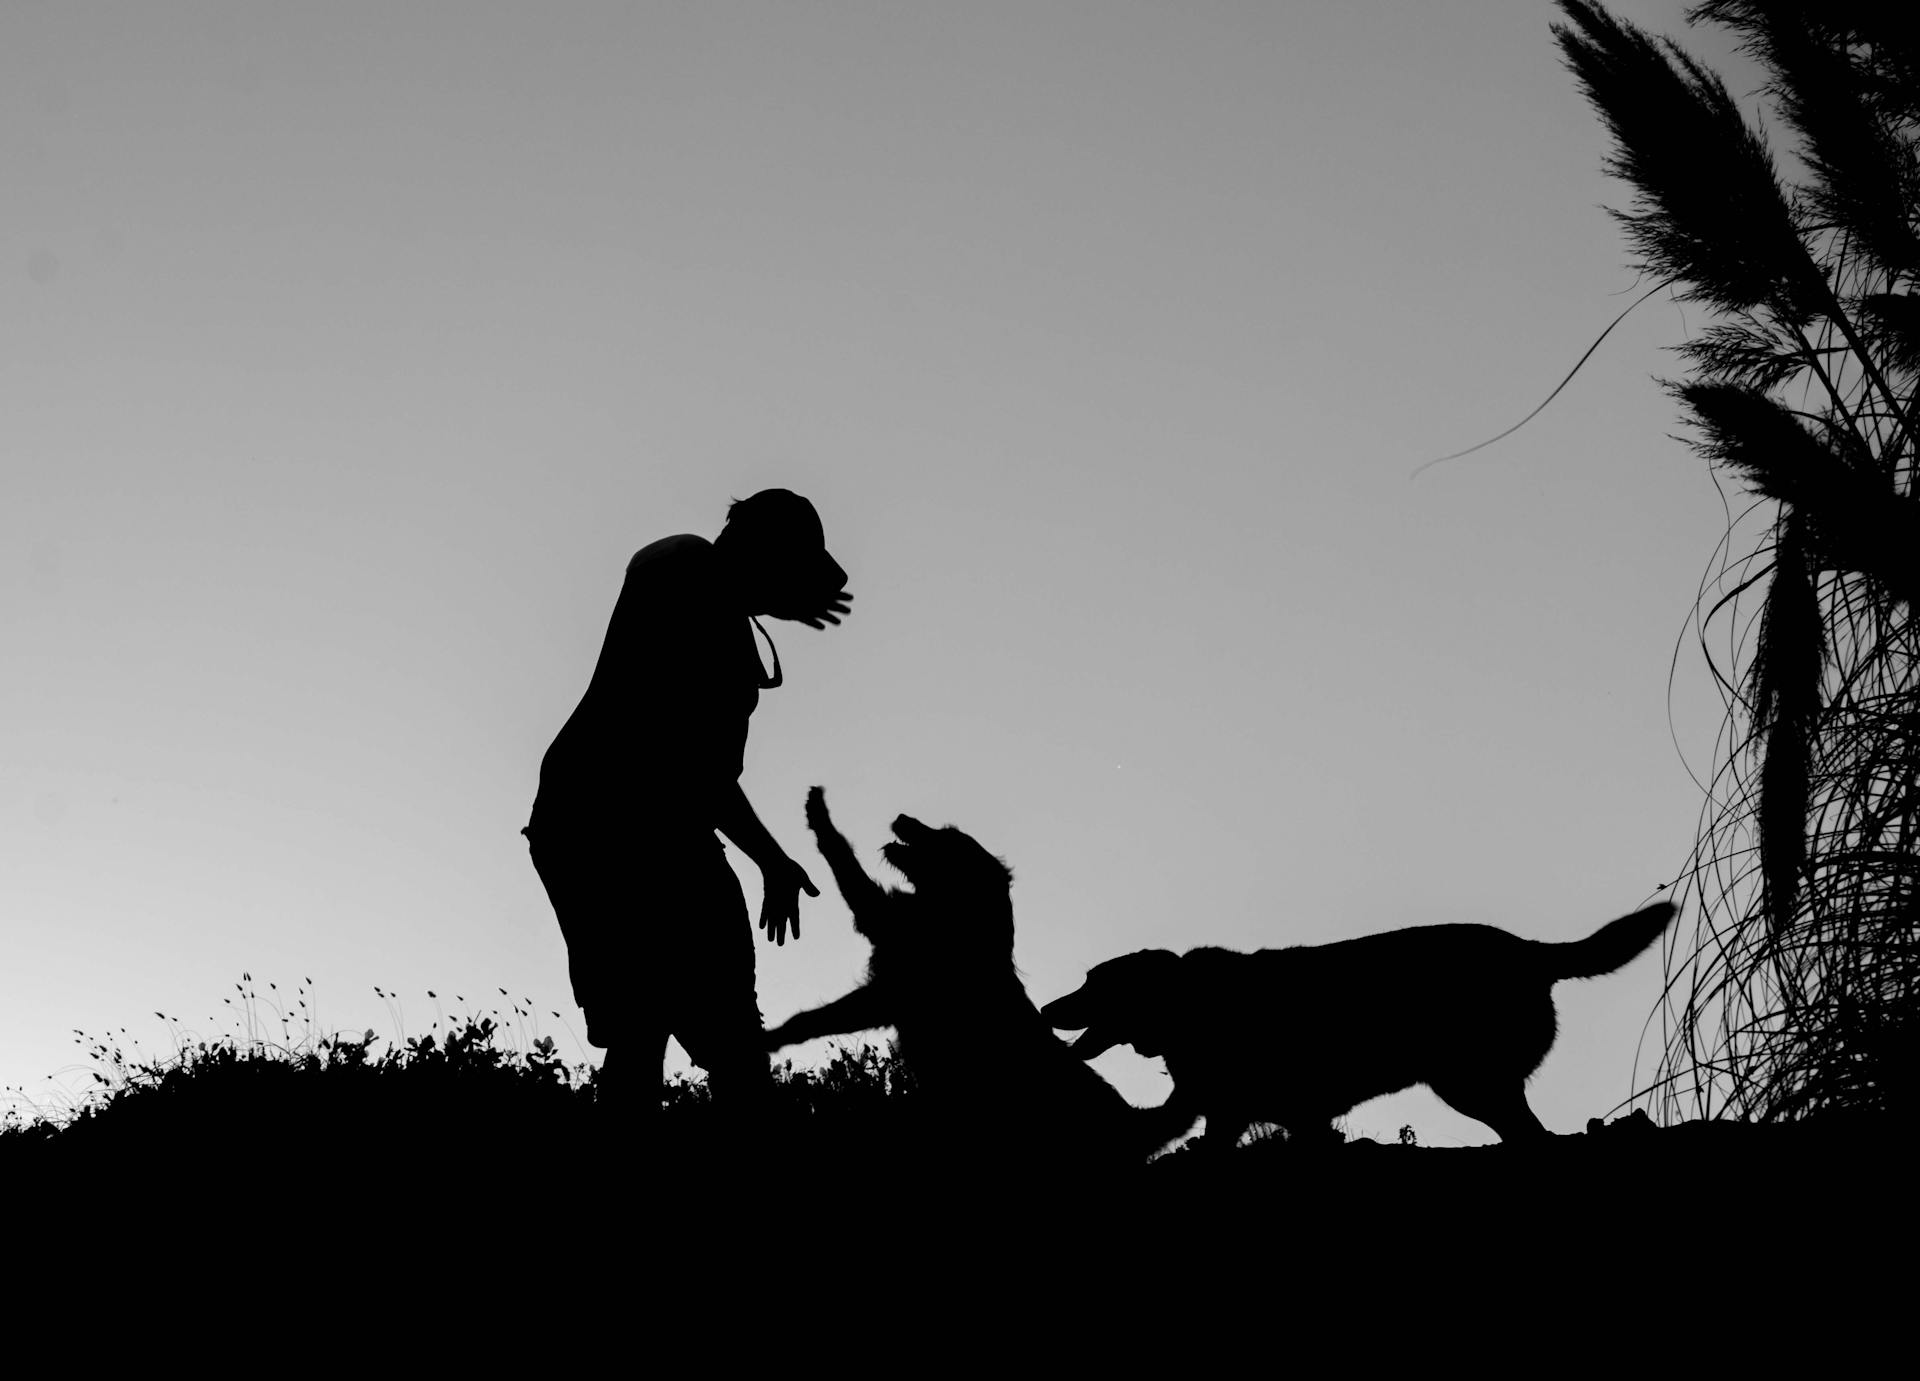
1041, 902, 1678, 1151
765, 787, 1194, 1167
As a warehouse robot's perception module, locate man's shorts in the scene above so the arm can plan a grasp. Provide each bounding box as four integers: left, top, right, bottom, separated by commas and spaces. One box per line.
525, 825, 765, 1064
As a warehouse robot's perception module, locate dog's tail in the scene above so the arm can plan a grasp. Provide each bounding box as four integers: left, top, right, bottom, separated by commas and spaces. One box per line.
1537, 901, 1678, 980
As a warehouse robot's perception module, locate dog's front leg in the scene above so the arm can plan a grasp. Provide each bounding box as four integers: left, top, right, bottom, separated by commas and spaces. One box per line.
805, 786, 889, 938
765, 983, 893, 1052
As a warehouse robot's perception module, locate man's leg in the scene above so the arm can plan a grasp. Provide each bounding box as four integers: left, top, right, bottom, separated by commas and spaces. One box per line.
598, 1030, 671, 1129
675, 846, 777, 1131
527, 829, 668, 1146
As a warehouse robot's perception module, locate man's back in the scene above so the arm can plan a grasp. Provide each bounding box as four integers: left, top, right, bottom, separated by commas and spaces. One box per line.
532, 535, 764, 836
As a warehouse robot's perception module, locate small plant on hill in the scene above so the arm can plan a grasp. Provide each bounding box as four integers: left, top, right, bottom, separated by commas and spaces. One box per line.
0, 975, 917, 1173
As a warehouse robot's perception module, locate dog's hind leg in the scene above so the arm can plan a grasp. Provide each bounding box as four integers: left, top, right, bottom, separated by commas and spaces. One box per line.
1428, 1077, 1550, 1143
1285, 1118, 1344, 1150
1196, 1111, 1251, 1155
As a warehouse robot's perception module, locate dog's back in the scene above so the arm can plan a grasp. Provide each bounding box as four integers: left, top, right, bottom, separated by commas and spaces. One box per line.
1180, 926, 1562, 1128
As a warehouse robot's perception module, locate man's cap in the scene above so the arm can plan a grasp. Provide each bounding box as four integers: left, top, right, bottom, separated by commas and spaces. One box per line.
725, 489, 848, 592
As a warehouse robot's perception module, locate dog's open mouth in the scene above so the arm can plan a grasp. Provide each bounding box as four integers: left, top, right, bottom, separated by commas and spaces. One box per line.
1042, 992, 1119, 1061
878, 814, 933, 886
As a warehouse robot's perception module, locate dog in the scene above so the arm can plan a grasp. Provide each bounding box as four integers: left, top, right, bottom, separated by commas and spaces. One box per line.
764, 787, 1195, 1167
1041, 901, 1678, 1151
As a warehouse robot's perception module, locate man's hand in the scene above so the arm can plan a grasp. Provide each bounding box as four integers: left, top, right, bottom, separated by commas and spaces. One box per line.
758, 854, 819, 946
785, 587, 853, 630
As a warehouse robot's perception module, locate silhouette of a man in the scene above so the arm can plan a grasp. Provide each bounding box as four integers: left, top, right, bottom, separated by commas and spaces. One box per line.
524, 489, 851, 1125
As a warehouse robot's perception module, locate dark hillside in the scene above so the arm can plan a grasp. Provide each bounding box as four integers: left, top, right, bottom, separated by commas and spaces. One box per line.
8, 1032, 1908, 1350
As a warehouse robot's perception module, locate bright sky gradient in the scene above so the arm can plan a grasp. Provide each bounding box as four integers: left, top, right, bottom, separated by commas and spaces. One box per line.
5, 1, 1756, 1144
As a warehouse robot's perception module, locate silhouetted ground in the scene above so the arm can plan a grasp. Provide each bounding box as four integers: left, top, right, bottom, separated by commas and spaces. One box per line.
8, 1042, 1907, 1358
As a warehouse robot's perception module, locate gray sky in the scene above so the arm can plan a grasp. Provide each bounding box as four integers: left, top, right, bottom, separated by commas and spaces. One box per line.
4, 1, 1748, 1145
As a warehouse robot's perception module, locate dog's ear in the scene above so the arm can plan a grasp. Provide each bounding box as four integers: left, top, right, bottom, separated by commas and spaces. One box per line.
1094, 948, 1182, 993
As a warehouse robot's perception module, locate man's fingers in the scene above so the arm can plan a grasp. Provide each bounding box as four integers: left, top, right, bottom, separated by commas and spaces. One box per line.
795, 590, 852, 629
761, 882, 806, 944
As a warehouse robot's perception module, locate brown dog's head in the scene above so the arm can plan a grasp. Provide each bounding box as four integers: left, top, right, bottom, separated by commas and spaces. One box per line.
881, 814, 1015, 949
1042, 949, 1184, 1060
880, 814, 1010, 892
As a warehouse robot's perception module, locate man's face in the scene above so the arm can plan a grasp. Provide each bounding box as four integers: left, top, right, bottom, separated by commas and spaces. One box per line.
733, 532, 851, 627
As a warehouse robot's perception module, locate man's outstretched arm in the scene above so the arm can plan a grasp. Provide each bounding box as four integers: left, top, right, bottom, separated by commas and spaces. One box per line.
714, 781, 816, 945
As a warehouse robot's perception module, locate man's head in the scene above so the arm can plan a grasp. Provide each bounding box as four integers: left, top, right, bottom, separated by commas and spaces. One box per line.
714, 489, 852, 627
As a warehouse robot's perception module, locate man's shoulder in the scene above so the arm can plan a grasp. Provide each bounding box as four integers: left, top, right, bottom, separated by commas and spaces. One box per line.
627, 533, 712, 575
617, 534, 721, 618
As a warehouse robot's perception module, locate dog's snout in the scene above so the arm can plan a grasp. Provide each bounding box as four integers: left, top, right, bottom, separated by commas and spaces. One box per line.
890, 814, 934, 844
1041, 990, 1082, 1026
1045, 989, 1115, 1060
